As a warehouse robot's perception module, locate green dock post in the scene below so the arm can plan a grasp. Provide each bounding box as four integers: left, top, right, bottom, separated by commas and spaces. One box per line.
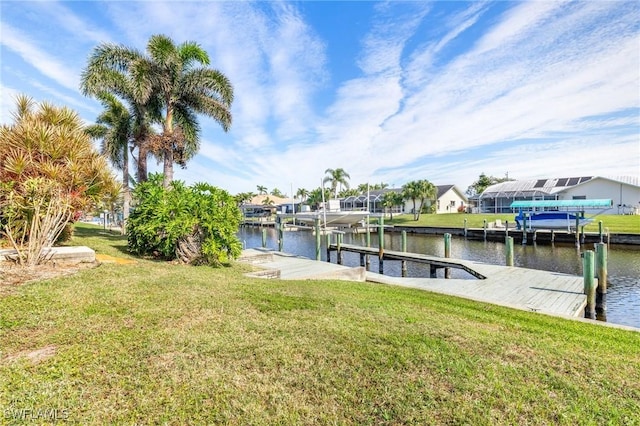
276, 216, 283, 252
463, 219, 467, 238
595, 243, 608, 317
366, 216, 371, 271
583, 250, 596, 319
506, 236, 514, 266
598, 220, 604, 243
314, 218, 321, 261
401, 230, 407, 277
325, 233, 331, 263
483, 219, 487, 241
378, 217, 384, 274
262, 228, 267, 248
444, 233, 451, 278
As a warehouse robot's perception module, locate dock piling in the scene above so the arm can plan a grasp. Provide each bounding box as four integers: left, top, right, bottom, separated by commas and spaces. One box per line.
483, 219, 487, 241
583, 250, 596, 319
506, 236, 514, 266
599, 220, 604, 243
522, 215, 528, 245
595, 243, 608, 317
277, 216, 283, 252
464, 219, 468, 238
262, 228, 267, 248
337, 233, 343, 265
378, 217, 385, 274
444, 233, 451, 278
401, 230, 407, 277
314, 218, 321, 261
325, 233, 331, 263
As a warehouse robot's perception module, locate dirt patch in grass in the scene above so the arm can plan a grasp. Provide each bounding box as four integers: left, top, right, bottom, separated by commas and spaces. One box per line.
0, 262, 97, 295
2, 344, 57, 365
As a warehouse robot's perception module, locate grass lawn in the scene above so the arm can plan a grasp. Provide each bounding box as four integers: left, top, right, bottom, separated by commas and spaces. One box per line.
387, 213, 640, 234
1, 223, 639, 424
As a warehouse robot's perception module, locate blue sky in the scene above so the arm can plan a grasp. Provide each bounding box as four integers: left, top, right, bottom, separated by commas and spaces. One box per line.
1, 1, 639, 196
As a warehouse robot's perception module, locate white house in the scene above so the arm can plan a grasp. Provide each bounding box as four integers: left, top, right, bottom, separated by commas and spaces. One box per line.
479, 176, 640, 214
339, 185, 468, 215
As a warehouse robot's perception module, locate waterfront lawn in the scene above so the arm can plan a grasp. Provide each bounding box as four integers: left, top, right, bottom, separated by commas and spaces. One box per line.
1, 224, 639, 424
388, 213, 640, 234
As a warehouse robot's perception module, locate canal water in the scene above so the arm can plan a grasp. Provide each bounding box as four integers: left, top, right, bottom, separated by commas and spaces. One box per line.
238, 226, 640, 329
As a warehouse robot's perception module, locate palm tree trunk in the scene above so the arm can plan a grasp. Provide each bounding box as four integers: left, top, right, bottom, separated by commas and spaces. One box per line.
136, 143, 148, 183
162, 147, 174, 188
122, 146, 130, 235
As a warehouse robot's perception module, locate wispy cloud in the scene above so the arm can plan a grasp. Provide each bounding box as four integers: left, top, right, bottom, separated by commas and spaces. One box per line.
0, 24, 79, 91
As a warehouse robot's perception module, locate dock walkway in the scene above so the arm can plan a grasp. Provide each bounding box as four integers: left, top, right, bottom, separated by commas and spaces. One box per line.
242, 246, 587, 318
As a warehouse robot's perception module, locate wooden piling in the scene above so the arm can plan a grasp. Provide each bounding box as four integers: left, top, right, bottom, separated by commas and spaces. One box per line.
261, 228, 267, 248
444, 233, 451, 278
505, 221, 509, 240
277, 216, 283, 252
575, 216, 580, 248
599, 220, 604, 243
595, 243, 608, 317
583, 250, 596, 319
506, 236, 514, 266
463, 219, 468, 238
522, 214, 528, 245
378, 217, 384, 274
401, 230, 407, 277
314, 218, 321, 261
325, 233, 331, 263
366, 216, 371, 271
483, 219, 487, 241
337, 233, 343, 265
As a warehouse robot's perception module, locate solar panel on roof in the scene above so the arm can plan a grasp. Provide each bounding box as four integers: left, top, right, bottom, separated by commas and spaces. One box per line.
567, 177, 579, 185
556, 178, 569, 187
533, 179, 547, 188
579, 176, 592, 183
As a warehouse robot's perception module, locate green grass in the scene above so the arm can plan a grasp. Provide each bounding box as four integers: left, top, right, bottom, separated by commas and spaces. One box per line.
387, 213, 640, 234
1, 223, 639, 424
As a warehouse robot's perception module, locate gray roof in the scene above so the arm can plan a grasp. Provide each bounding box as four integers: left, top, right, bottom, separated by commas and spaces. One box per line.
480, 175, 639, 198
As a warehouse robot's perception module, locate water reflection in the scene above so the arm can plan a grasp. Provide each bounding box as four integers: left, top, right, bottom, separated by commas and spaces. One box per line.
238, 227, 640, 329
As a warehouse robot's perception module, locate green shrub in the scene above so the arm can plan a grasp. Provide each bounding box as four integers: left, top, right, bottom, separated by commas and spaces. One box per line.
127, 174, 242, 265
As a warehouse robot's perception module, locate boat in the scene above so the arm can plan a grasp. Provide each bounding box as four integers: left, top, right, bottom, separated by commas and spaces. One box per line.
515, 211, 593, 230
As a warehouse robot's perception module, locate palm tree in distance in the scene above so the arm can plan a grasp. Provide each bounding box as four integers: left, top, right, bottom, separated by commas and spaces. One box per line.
296, 188, 309, 202
402, 179, 436, 220
323, 168, 350, 198
81, 34, 234, 188
85, 93, 133, 232
257, 185, 268, 195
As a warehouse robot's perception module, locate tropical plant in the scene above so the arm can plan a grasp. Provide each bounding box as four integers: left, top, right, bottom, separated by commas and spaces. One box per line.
127, 174, 242, 265
82, 34, 234, 188
80, 46, 159, 183
382, 191, 405, 220
262, 197, 275, 206
235, 192, 255, 206
0, 95, 118, 266
466, 172, 514, 197
323, 168, 350, 198
270, 188, 284, 198
295, 188, 309, 202
85, 92, 133, 233
306, 187, 332, 210
402, 180, 436, 220
257, 185, 268, 195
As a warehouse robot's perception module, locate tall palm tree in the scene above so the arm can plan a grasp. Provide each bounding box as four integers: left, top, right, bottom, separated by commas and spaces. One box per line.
80, 44, 159, 183
144, 34, 233, 188
85, 92, 133, 232
402, 180, 436, 220
257, 185, 268, 195
81, 34, 234, 188
323, 168, 350, 198
296, 188, 309, 202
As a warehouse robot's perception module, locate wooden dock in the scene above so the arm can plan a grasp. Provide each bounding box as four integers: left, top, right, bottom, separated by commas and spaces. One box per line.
328, 244, 587, 317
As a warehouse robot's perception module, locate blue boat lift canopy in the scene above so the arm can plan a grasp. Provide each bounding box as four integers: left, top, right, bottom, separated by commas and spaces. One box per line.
510, 199, 613, 209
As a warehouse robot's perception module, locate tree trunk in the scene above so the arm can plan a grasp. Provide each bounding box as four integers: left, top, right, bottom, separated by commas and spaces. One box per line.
122, 146, 130, 235
136, 143, 148, 183
162, 147, 173, 188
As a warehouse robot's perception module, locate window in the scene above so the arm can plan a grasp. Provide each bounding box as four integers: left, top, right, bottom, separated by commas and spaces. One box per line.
572, 195, 586, 200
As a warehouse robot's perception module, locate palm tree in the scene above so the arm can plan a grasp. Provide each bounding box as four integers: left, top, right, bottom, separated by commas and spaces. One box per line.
382, 191, 404, 221
80, 44, 159, 183
402, 180, 436, 220
256, 185, 268, 195
85, 92, 133, 232
145, 35, 233, 188
81, 34, 234, 188
270, 188, 284, 198
295, 188, 309, 202
323, 168, 350, 198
